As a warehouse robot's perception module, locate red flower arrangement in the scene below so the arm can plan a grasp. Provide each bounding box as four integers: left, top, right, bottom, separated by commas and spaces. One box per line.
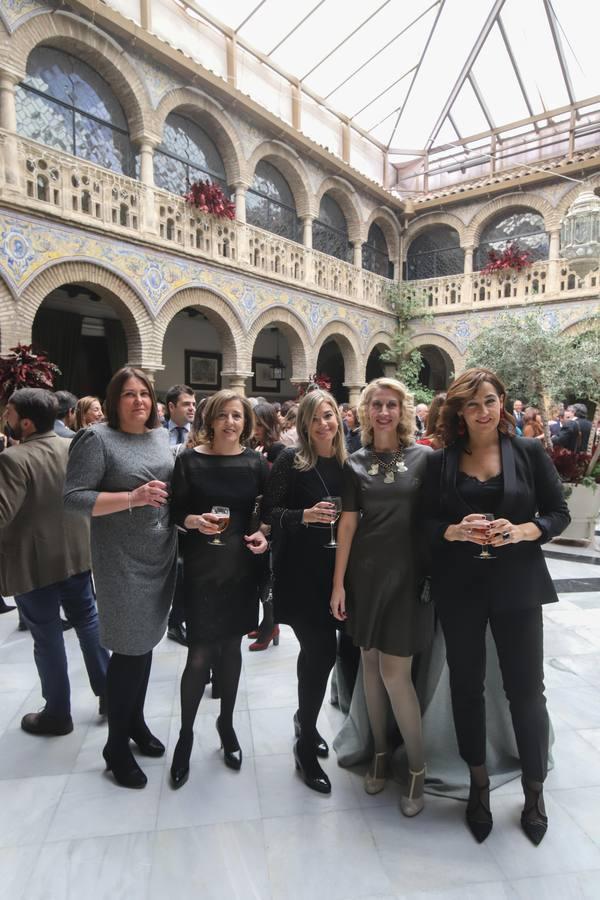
548, 446, 600, 486
296, 372, 333, 398
482, 242, 532, 275
183, 179, 236, 220
0, 343, 61, 406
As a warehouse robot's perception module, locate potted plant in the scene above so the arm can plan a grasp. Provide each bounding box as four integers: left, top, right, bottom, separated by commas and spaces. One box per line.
0, 343, 61, 411
183, 179, 236, 220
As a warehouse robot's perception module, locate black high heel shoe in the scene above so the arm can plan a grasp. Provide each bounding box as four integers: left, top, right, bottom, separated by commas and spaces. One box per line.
130, 725, 165, 758
293, 739, 331, 794
293, 711, 329, 759
521, 777, 548, 846
216, 717, 242, 770
170, 732, 193, 789
102, 745, 147, 789
466, 779, 493, 843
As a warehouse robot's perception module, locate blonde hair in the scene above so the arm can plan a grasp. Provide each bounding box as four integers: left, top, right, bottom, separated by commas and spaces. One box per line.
75, 396, 102, 430
198, 390, 254, 447
358, 378, 415, 448
294, 390, 347, 472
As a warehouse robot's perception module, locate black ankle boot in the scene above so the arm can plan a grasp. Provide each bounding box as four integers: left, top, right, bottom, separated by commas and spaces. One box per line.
293, 739, 331, 794
130, 723, 165, 757
102, 744, 147, 789
466, 778, 492, 843
293, 711, 329, 758
170, 731, 193, 788
216, 717, 242, 770
521, 777, 548, 846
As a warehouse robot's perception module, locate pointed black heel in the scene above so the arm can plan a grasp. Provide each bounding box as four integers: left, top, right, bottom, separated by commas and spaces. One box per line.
293, 711, 329, 758
170, 732, 193, 789
521, 777, 548, 846
466, 779, 493, 843
293, 739, 331, 794
216, 717, 242, 770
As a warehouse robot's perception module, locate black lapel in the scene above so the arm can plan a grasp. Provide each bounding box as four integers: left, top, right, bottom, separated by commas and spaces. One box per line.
444, 443, 473, 518
496, 433, 518, 519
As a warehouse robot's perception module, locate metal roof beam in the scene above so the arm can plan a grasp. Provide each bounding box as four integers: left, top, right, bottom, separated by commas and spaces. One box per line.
300, 0, 392, 82
425, 0, 507, 150
468, 72, 495, 132
543, 0, 576, 106
496, 14, 536, 119
353, 65, 417, 122
267, 1, 326, 57
235, 0, 267, 34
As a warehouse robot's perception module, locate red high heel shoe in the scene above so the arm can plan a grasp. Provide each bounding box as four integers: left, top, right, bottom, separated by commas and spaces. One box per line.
249, 625, 280, 651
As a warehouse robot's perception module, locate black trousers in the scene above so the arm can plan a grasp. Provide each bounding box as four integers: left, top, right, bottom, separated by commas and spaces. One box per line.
438, 602, 549, 782
292, 621, 337, 746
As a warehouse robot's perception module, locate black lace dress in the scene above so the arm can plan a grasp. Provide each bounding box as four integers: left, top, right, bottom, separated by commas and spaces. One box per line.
170, 447, 269, 643
263, 447, 343, 629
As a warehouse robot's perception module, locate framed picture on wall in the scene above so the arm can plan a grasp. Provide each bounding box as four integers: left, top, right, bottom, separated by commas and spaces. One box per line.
252, 357, 280, 393
185, 350, 222, 391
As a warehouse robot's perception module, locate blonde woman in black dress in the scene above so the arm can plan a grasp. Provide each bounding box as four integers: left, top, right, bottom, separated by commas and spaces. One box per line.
331, 378, 433, 816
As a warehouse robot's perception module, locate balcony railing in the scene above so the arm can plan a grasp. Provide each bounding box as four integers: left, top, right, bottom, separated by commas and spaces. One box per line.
4, 135, 394, 312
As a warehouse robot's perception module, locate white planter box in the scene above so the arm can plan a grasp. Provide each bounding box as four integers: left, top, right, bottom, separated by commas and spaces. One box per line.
554, 483, 600, 545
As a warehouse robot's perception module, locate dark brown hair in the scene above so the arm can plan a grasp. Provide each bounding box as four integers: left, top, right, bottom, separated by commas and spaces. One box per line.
253, 402, 281, 448
198, 390, 254, 447
104, 367, 160, 431
438, 368, 515, 446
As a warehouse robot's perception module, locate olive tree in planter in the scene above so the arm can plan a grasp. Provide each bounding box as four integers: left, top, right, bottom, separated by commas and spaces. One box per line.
466, 309, 600, 546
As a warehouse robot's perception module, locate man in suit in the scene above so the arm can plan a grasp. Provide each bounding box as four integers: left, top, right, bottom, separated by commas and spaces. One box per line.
552, 403, 592, 451
164, 384, 196, 645
415, 403, 429, 438
0, 388, 108, 735
53, 390, 78, 438
512, 399, 524, 432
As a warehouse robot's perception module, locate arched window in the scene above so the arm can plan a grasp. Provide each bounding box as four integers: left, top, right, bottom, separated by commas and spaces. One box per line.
313, 195, 351, 262
16, 47, 133, 175
406, 226, 463, 280
154, 113, 226, 195
246, 161, 301, 242
362, 223, 392, 277
475, 209, 549, 270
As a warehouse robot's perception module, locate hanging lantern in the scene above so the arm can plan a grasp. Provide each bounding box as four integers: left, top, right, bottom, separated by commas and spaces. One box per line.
269, 328, 285, 382
560, 189, 600, 277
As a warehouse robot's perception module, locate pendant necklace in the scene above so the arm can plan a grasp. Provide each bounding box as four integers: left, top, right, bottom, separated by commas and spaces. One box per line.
368, 447, 407, 483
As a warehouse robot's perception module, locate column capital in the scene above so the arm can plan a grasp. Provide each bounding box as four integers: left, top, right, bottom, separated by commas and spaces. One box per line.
131, 130, 161, 150
232, 179, 252, 191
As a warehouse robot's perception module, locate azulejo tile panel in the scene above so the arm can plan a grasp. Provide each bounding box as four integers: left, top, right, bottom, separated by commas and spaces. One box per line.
0, 212, 394, 349
0, 0, 49, 33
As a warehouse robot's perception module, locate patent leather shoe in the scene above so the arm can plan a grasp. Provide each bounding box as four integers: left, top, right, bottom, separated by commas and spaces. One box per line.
293, 711, 329, 758
293, 739, 331, 794
102, 745, 147, 789
216, 717, 242, 770
170, 732, 193, 789
167, 623, 187, 646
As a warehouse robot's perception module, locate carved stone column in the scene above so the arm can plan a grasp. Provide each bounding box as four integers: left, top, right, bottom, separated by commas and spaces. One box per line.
135, 136, 158, 234
223, 372, 252, 396
547, 228, 561, 294
0, 71, 20, 189
302, 215, 313, 249
463, 245, 474, 275
233, 182, 247, 223
344, 383, 365, 408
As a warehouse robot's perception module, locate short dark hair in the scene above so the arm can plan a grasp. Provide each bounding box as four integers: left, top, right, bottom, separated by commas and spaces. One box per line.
199, 390, 254, 447
9, 388, 58, 433
165, 384, 194, 414
572, 403, 588, 419
104, 367, 160, 430
55, 390, 78, 419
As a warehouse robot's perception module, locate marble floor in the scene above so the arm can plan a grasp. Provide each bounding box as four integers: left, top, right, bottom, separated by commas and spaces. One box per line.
1, 541, 600, 900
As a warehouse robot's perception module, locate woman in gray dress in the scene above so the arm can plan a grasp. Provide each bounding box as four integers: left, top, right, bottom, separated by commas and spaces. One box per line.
64, 367, 177, 789
330, 377, 433, 816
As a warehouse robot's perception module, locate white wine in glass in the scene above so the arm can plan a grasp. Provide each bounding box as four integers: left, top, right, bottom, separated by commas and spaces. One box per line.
209, 505, 230, 547
323, 496, 342, 549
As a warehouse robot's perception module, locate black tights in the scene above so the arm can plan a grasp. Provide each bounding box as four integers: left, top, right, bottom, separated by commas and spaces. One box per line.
293, 621, 337, 747
179, 636, 242, 743
105, 650, 152, 753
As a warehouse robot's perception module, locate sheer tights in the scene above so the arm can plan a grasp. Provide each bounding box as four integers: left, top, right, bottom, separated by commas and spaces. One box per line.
179, 636, 242, 746
362, 648, 425, 776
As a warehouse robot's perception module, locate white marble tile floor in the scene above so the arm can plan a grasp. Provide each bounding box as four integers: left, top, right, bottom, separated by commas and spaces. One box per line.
2, 550, 600, 899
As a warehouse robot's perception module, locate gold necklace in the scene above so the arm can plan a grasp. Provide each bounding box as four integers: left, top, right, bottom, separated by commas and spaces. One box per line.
367, 447, 407, 483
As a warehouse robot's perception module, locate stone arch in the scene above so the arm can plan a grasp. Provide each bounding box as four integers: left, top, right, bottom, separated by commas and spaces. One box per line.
10, 12, 152, 140
314, 176, 364, 244
560, 310, 600, 339
555, 175, 600, 224
0, 273, 18, 353
364, 207, 401, 265
405, 211, 468, 254
466, 193, 558, 246
365, 331, 394, 361
246, 141, 312, 218
312, 320, 363, 385
154, 287, 244, 373
408, 332, 464, 378
16, 261, 151, 365
154, 89, 244, 187
243, 307, 311, 382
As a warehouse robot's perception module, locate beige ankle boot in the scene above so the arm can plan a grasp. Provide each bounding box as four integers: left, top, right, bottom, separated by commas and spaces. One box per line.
364, 752, 388, 795
400, 766, 425, 817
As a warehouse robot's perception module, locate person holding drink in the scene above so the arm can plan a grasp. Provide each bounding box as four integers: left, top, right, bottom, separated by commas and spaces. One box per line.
422, 367, 570, 845
169, 390, 269, 788
262, 390, 346, 794
64, 367, 177, 789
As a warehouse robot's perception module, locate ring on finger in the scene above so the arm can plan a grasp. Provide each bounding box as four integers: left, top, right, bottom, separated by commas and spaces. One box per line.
502, 531, 510, 541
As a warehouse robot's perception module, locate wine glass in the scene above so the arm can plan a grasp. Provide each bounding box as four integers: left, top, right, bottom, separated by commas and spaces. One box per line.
323, 496, 342, 549
154, 481, 170, 530
209, 505, 230, 547
474, 513, 495, 560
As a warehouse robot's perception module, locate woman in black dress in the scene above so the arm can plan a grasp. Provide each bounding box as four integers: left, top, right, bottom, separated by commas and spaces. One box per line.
263, 389, 346, 793
423, 368, 570, 845
169, 390, 269, 788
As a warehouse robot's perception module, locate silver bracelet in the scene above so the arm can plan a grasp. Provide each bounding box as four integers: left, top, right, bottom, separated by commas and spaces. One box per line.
127, 491, 132, 514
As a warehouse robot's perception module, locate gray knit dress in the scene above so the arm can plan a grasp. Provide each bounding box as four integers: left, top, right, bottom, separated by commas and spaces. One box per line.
64, 424, 177, 655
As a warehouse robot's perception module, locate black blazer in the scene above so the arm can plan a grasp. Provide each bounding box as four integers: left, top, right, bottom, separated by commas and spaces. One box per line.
422, 435, 570, 611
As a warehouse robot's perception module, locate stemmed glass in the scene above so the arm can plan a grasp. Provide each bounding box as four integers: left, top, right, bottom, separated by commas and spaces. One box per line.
323, 496, 342, 549
154, 482, 170, 530
209, 506, 230, 547
474, 513, 495, 560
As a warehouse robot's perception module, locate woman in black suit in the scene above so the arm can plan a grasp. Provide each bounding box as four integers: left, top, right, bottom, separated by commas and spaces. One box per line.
423, 368, 569, 846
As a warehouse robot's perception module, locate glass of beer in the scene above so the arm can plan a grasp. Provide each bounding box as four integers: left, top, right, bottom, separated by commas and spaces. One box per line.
209, 506, 230, 547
